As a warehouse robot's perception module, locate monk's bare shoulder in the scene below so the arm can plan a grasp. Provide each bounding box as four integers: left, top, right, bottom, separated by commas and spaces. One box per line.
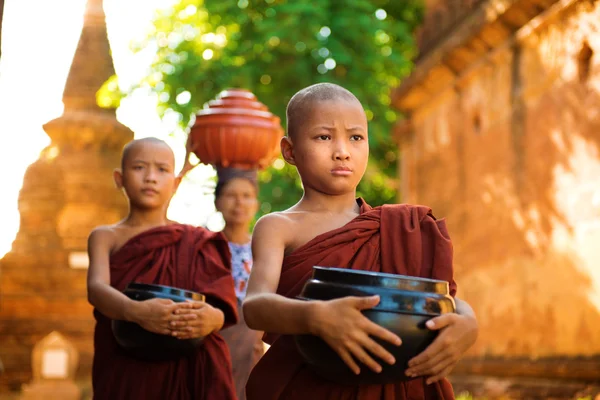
88, 221, 136, 254
88, 225, 120, 254
253, 211, 296, 244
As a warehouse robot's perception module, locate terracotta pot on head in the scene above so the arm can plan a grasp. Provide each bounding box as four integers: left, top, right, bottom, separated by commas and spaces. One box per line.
179, 89, 284, 177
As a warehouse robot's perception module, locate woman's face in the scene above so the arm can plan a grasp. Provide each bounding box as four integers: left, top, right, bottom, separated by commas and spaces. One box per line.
215, 178, 259, 226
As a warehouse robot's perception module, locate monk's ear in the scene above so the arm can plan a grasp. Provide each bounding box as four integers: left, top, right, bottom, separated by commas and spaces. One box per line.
173, 175, 182, 193
113, 169, 124, 189
281, 136, 296, 166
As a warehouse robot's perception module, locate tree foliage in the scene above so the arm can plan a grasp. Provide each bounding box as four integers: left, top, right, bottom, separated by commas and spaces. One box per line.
100, 0, 424, 215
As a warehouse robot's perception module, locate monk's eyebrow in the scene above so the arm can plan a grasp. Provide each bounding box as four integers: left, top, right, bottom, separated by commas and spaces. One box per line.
347, 126, 365, 132
131, 159, 149, 164
310, 125, 336, 132
156, 162, 173, 169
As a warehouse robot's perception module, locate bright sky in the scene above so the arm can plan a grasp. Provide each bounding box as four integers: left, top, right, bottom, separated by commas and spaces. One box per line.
0, 0, 223, 258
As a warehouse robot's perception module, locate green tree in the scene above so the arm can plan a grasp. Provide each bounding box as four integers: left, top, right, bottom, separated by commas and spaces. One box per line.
99, 0, 424, 216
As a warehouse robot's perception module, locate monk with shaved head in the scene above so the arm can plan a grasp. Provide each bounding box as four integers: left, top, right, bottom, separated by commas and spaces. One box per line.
243, 83, 479, 399
87, 137, 238, 399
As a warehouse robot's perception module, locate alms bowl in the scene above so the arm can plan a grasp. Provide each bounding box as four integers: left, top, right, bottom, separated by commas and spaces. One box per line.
111, 282, 206, 361
294, 266, 456, 385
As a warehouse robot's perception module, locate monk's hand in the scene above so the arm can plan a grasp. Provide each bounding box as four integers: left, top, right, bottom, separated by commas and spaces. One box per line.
170, 302, 225, 339
405, 313, 478, 384
312, 295, 402, 375
132, 298, 196, 336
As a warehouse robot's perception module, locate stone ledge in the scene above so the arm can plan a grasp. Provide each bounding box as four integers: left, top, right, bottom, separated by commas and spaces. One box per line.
453, 356, 600, 381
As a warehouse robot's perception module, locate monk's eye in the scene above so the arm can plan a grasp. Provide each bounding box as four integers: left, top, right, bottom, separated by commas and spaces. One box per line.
132, 165, 144, 170
350, 135, 364, 141
316, 135, 331, 141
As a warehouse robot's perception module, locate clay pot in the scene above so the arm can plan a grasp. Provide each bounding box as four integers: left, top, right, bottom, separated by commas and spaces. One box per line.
185, 88, 283, 171
294, 266, 456, 385
111, 282, 205, 361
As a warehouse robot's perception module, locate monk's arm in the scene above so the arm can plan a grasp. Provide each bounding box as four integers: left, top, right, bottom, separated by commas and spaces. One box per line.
243, 215, 319, 335
86, 228, 143, 321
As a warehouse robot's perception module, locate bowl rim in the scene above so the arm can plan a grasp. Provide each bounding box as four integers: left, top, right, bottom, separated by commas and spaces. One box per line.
313, 266, 448, 284
125, 282, 205, 302
311, 266, 450, 295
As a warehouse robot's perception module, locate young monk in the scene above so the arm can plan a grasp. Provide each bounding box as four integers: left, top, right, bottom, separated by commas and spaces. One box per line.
87, 137, 238, 400
243, 83, 479, 399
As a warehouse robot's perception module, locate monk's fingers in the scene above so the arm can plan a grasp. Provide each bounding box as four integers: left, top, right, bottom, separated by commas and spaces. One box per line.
365, 321, 402, 347
406, 351, 450, 377
426, 355, 456, 377
346, 295, 380, 311
171, 327, 193, 337
179, 301, 206, 309
346, 341, 383, 374
331, 345, 361, 375
160, 302, 183, 316
171, 317, 206, 331
153, 298, 175, 306
172, 307, 194, 315
141, 321, 172, 336
170, 325, 192, 336
407, 333, 448, 368
156, 327, 172, 336
173, 302, 205, 313
170, 312, 198, 323
425, 363, 455, 385
177, 317, 204, 328
169, 319, 195, 329
358, 336, 396, 366
173, 326, 208, 340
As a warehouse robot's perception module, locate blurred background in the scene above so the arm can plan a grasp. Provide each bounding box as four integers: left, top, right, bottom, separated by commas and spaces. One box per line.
0, 0, 598, 398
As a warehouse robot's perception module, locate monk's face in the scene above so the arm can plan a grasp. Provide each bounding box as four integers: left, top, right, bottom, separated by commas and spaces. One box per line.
215, 178, 258, 227
115, 141, 179, 209
283, 99, 369, 196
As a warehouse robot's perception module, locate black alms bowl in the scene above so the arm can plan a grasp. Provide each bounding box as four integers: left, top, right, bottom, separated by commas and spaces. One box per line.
111, 282, 206, 361
294, 266, 456, 385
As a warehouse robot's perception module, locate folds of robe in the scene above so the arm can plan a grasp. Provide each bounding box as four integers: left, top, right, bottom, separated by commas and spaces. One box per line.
246, 200, 457, 400
92, 224, 239, 400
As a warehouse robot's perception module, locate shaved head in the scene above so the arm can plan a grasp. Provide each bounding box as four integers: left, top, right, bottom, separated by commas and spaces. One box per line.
121, 137, 174, 170
286, 83, 363, 139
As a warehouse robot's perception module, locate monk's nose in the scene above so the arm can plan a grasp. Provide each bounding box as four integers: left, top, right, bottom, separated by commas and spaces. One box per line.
144, 170, 158, 183
333, 141, 350, 160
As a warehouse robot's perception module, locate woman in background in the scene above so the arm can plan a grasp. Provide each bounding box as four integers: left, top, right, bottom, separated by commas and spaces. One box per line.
214, 167, 265, 400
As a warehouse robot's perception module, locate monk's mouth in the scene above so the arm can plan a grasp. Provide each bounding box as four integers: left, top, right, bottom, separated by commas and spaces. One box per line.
331, 170, 352, 176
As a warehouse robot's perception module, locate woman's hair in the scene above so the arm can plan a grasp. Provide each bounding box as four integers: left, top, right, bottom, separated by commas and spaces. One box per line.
214, 167, 259, 199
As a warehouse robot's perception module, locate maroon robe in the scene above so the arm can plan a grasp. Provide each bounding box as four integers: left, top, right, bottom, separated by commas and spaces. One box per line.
92, 224, 238, 400
246, 200, 457, 400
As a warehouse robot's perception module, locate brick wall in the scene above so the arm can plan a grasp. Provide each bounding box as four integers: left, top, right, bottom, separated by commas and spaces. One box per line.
399, 1, 600, 359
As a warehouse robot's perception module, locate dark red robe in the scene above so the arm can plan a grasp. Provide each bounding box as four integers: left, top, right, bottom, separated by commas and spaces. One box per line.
246, 200, 457, 400
92, 224, 238, 400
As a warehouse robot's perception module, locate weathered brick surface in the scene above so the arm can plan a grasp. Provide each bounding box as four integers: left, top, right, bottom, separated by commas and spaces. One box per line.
396, 0, 600, 366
